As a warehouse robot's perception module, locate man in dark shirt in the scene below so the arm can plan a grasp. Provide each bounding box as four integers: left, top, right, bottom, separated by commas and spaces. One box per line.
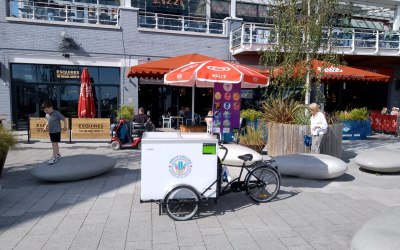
133, 107, 149, 124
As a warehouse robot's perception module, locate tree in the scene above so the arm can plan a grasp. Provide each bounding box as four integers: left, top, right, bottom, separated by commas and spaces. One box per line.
261, 0, 351, 105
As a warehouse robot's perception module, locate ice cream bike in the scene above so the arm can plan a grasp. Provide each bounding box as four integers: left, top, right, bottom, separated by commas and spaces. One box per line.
140, 132, 280, 221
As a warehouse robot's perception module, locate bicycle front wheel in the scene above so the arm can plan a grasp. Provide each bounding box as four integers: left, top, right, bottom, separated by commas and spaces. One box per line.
164, 185, 200, 221
246, 166, 280, 203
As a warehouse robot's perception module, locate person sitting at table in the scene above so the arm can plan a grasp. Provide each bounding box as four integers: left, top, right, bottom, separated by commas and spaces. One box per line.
183, 107, 193, 125
390, 107, 399, 116
381, 107, 388, 115
133, 107, 149, 124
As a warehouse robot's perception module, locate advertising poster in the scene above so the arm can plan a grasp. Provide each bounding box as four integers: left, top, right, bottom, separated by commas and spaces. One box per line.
212, 83, 241, 134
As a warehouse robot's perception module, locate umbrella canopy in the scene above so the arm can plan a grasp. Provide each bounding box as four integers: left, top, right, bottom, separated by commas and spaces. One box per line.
271, 59, 391, 82
127, 53, 215, 79
78, 68, 96, 118
164, 60, 269, 88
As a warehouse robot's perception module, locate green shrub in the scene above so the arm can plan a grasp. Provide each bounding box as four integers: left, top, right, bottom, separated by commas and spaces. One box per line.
293, 108, 311, 125
115, 105, 134, 121
338, 107, 369, 121
239, 125, 266, 146
0, 127, 17, 153
240, 109, 263, 122
262, 97, 303, 124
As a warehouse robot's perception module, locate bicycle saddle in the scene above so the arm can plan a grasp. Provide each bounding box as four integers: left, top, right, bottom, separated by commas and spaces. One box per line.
238, 154, 253, 162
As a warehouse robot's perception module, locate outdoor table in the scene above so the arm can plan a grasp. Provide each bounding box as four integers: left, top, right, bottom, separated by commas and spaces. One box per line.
170, 116, 183, 128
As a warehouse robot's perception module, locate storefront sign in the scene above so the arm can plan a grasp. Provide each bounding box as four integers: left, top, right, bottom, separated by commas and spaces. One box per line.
71, 118, 110, 139
29, 117, 69, 139
212, 82, 241, 134
56, 70, 80, 79
152, 0, 184, 7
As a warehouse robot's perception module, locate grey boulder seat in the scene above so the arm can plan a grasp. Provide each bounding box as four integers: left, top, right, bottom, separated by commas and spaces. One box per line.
273, 154, 347, 179
351, 208, 400, 250
31, 154, 117, 181
355, 149, 400, 173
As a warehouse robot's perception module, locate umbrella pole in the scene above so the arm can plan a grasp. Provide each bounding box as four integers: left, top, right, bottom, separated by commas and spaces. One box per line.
192, 86, 195, 125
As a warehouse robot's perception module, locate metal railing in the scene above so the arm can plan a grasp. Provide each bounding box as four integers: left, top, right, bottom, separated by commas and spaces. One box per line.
231, 23, 400, 55
138, 12, 225, 35
9, 0, 120, 26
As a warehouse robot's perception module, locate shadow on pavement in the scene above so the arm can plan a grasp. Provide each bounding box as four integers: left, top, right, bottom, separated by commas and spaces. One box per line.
280, 173, 355, 189
358, 167, 400, 176
0, 152, 141, 232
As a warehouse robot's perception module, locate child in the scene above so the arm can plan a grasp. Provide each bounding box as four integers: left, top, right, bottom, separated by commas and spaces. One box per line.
42, 101, 67, 164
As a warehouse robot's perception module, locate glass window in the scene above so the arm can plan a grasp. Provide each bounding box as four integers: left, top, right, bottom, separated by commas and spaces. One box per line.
99, 67, 120, 85
94, 86, 119, 118
59, 85, 80, 118
11, 64, 37, 83
82, 66, 100, 86
99, 0, 120, 6
211, 0, 230, 19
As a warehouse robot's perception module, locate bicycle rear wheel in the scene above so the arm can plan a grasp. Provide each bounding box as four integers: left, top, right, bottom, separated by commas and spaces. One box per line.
246, 166, 280, 202
164, 185, 200, 221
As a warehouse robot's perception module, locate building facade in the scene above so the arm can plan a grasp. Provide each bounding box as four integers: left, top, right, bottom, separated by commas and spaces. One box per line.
1, 0, 400, 129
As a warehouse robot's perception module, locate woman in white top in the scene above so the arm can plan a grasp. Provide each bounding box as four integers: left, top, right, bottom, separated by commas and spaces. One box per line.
309, 103, 328, 154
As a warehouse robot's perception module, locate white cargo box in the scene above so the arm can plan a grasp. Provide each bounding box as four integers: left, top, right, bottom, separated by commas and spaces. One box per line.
141, 132, 219, 201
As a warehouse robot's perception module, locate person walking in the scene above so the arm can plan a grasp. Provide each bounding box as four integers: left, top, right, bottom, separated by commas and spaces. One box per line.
309, 103, 328, 154
42, 101, 67, 164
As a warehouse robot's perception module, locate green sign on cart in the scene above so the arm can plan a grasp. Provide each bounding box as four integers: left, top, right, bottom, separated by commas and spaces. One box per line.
203, 143, 217, 155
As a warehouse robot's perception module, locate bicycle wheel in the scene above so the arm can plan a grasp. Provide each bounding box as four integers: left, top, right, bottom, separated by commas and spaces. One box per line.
164, 185, 200, 221
246, 166, 280, 203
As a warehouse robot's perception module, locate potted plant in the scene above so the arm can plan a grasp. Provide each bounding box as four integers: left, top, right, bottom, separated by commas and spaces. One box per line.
240, 109, 263, 128
0, 126, 17, 177
338, 107, 371, 140
263, 96, 342, 157
239, 125, 267, 153
115, 105, 134, 121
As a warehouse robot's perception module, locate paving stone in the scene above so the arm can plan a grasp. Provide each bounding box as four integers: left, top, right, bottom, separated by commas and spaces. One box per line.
41, 233, 77, 250
152, 243, 180, 250
13, 233, 51, 250
69, 223, 105, 250
125, 241, 152, 250
202, 234, 233, 250
224, 228, 260, 249
279, 236, 309, 247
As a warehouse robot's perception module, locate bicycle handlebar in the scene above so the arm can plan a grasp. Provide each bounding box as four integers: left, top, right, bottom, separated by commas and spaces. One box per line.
218, 144, 228, 162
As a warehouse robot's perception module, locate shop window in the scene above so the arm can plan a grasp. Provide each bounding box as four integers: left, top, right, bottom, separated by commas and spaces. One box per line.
11, 64, 37, 83
99, 67, 120, 85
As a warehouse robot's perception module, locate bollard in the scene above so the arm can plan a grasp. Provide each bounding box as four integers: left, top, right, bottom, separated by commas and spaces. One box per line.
24, 117, 33, 144
66, 117, 73, 144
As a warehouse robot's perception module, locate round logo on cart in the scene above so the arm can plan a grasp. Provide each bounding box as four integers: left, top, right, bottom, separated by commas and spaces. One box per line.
223, 83, 233, 92
169, 155, 193, 178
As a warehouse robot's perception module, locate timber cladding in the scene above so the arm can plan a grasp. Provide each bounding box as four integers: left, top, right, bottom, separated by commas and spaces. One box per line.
267, 123, 342, 158
29, 117, 69, 139
71, 118, 110, 139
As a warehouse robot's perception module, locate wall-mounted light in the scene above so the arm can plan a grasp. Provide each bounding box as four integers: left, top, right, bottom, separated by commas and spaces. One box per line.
62, 53, 70, 58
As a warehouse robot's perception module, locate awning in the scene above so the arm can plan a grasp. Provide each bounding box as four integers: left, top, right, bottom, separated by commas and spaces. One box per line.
271, 59, 391, 82
127, 53, 215, 79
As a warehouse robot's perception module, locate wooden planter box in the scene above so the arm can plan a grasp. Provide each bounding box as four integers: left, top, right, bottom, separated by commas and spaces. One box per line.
267, 123, 342, 158
180, 125, 207, 133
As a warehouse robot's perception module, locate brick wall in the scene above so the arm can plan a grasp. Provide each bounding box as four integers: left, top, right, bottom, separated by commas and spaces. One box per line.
0, 3, 230, 127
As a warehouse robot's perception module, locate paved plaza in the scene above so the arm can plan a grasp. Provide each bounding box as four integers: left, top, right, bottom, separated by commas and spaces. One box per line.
1, 135, 400, 250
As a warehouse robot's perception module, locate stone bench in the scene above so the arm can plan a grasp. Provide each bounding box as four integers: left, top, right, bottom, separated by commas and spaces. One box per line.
355, 149, 400, 173
351, 208, 400, 250
31, 154, 116, 182
272, 154, 348, 179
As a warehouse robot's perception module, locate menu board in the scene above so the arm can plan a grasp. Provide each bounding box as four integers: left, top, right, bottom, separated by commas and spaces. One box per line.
212, 83, 241, 134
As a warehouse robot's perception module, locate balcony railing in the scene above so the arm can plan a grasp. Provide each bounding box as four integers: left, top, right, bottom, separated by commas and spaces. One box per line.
230, 23, 400, 56
8, 0, 119, 26
138, 12, 225, 35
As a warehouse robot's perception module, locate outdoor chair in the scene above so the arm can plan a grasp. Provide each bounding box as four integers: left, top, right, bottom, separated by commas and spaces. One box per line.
162, 115, 171, 128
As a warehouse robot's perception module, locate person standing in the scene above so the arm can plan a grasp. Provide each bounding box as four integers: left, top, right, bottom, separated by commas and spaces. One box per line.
42, 101, 67, 164
309, 103, 328, 154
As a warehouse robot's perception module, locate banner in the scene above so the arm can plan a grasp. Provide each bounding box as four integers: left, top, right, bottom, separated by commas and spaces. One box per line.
212, 83, 241, 134
29, 117, 69, 139
71, 118, 110, 139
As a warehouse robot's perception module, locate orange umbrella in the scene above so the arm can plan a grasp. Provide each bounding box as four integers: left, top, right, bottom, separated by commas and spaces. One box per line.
127, 53, 215, 79
271, 59, 391, 82
164, 60, 268, 88
78, 68, 96, 118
